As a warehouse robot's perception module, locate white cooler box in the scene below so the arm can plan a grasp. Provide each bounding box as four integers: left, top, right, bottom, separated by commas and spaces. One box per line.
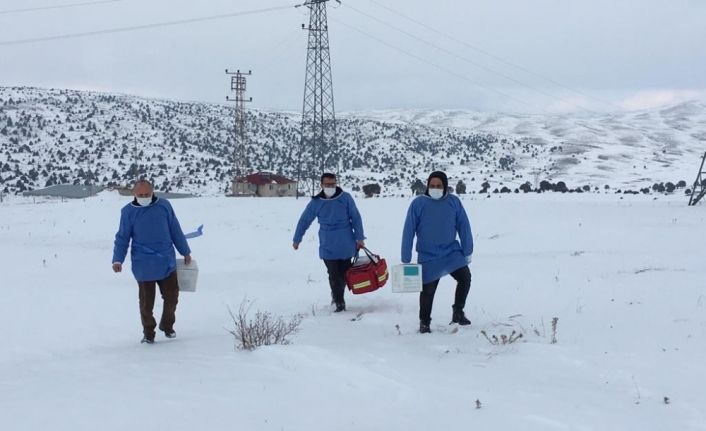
391, 264, 423, 293
176, 259, 199, 292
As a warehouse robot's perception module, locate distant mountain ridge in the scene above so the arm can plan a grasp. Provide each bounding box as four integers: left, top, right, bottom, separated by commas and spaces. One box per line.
0, 86, 704, 196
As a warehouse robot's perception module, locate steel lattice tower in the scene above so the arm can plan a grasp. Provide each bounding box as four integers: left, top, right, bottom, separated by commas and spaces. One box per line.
297, 0, 339, 196
688, 151, 706, 205
226, 69, 252, 184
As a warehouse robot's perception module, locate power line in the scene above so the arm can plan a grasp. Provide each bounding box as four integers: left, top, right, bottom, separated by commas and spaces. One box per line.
238, 30, 300, 71
0, 5, 294, 47
331, 17, 543, 112
256, 34, 302, 76
362, 0, 619, 110
343, 2, 596, 114
335, 14, 640, 143
0, 0, 123, 15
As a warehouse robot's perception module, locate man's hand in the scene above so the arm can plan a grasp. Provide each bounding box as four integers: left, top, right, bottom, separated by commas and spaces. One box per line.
112, 262, 122, 273
184, 255, 192, 265
292, 242, 300, 250
356, 240, 365, 250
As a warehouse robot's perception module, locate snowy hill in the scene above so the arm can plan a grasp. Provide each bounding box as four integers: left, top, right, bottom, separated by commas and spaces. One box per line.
0, 86, 704, 196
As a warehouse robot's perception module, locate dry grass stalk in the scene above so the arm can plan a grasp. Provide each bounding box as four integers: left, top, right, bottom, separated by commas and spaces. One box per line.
480, 329, 523, 345
551, 317, 559, 344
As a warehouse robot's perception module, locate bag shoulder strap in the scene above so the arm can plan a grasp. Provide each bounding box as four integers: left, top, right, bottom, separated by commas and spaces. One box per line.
359, 246, 379, 264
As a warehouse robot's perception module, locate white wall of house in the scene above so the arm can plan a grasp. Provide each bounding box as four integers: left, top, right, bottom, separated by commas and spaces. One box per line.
256, 182, 297, 197
231, 181, 297, 197
232, 182, 256, 196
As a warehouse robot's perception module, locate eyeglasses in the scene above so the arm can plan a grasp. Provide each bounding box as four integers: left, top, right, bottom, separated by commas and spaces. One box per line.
322, 182, 337, 187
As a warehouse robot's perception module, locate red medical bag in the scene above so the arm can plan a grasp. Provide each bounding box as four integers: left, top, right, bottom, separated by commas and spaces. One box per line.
345, 247, 389, 295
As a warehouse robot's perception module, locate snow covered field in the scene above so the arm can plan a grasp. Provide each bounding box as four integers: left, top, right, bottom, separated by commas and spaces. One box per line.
1, 192, 704, 430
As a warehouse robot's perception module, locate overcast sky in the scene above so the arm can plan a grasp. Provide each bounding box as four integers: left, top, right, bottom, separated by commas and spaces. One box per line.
0, 0, 705, 113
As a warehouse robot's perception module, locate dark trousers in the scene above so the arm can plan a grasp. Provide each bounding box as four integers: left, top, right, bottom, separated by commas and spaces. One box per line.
324, 259, 353, 305
138, 271, 179, 338
419, 266, 471, 323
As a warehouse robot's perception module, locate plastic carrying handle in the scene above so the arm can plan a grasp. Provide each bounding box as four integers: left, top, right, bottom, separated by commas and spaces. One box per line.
352, 246, 380, 265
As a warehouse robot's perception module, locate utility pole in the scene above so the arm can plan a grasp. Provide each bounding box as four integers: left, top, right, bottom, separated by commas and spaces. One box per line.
226, 69, 253, 191
296, 0, 340, 197
688, 151, 706, 205
131, 136, 140, 183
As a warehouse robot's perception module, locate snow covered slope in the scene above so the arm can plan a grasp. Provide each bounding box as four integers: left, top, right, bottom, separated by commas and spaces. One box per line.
1, 86, 704, 196
0, 193, 704, 430
347, 103, 706, 188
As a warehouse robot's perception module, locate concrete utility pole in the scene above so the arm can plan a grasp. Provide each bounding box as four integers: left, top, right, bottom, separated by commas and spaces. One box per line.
226, 69, 253, 184
131, 136, 141, 183
296, 0, 340, 197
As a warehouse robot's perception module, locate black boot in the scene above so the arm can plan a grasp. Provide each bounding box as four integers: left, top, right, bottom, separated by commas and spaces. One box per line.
451, 307, 471, 326
334, 302, 346, 312
419, 321, 431, 334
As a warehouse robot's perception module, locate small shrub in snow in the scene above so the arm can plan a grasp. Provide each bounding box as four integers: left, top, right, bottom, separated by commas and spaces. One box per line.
551, 317, 559, 344
539, 180, 553, 192
362, 183, 381, 197
479, 181, 490, 194
410, 179, 426, 195
227, 300, 303, 351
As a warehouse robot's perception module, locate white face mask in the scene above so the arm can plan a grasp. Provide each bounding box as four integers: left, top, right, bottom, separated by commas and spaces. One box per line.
323, 187, 336, 198
428, 189, 444, 200
136, 195, 153, 206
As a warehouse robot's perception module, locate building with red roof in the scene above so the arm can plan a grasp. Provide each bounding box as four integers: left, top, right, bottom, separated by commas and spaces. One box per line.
231, 171, 298, 197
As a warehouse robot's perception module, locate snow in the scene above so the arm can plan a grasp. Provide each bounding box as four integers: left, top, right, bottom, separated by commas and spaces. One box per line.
1, 192, 704, 430
344, 104, 706, 187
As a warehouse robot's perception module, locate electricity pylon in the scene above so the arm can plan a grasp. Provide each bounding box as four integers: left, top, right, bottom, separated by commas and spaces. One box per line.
296, 0, 340, 196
